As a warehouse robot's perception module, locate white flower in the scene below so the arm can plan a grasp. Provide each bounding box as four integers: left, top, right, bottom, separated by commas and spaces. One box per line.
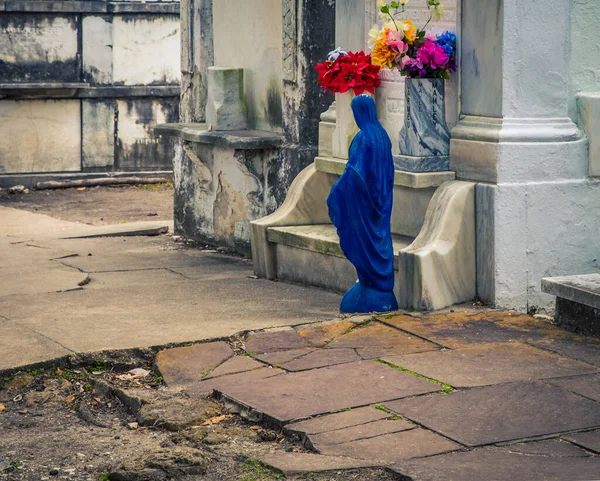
368, 27, 382, 49
327, 47, 348, 62
429, 4, 446, 21
399, 0, 409, 5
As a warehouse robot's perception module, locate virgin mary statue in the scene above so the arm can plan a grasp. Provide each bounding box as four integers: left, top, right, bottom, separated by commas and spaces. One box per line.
327, 94, 398, 313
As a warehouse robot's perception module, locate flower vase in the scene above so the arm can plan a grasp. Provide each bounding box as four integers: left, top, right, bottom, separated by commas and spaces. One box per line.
332, 91, 359, 160
395, 78, 451, 172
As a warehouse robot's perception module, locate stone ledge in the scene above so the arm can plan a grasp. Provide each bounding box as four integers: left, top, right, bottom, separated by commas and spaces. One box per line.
542, 274, 600, 310
0, 84, 179, 99
0, 170, 173, 189
154, 123, 284, 150
266, 224, 414, 270
315, 156, 455, 189
0, 1, 180, 13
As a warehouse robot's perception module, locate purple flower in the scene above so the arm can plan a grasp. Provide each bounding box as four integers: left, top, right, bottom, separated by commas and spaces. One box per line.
416, 40, 449, 70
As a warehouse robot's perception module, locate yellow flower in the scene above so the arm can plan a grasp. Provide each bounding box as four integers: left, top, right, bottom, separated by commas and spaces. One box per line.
371, 35, 396, 69
399, 19, 417, 44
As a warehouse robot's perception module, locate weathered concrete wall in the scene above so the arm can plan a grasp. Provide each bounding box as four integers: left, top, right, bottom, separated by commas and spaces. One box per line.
0, 1, 181, 183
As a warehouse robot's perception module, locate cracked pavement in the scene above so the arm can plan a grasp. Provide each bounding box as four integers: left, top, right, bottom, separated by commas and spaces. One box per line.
0, 205, 341, 371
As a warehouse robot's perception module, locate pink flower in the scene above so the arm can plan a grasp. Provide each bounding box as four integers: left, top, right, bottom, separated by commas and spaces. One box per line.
416, 40, 449, 70
425, 32, 438, 41
384, 29, 409, 63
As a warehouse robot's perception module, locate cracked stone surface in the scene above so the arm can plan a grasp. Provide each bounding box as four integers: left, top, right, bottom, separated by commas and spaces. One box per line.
381, 342, 597, 388
285, 406, 390, 436
244, 330, 311, 353
279, 348, 361, 371
215, 360, 442, 424
317, 428, 460, 463
384, 381, 600, 446
307, 418, 415, 448
154, 342, 233, 386
548, 373, 600, 402
258, 452, 387, 475
394, 445, 600, 481
530, 337, 600, 366
564, 430, 600, 453
202, 355, 264, 379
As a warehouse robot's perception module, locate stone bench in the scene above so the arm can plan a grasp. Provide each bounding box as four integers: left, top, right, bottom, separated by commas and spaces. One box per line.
541, 274, 600, 336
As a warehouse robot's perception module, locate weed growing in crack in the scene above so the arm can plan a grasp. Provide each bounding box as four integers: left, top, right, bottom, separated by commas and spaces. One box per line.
240, 458, 284, 481
373, 403, 405, 420
375, 359, 453, 393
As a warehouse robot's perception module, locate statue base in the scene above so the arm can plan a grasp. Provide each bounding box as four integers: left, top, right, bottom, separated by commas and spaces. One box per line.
340, 282, 398, 314
393, 154, 450, 173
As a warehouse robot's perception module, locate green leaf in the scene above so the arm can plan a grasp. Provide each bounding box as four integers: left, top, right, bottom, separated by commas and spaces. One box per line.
390, 1, 399, 7
380, 5, 390, 14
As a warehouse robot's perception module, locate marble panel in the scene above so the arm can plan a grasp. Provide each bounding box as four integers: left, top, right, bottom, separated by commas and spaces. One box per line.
206, 67, 247, 131
475, 183, 495, 303
82, 99, 115, 169
213, 0, 282, 132
0, 14, 79, 82
82, 15, 113, 85
0, 100, 80, 173
460, 0, 503, 117
112, 14, 180, 85
116, 98, 178, 170
578, 93, 600, 177
396, 79, 450, 172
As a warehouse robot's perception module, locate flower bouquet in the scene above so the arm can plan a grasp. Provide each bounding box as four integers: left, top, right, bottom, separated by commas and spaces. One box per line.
369, 0, 456, 79
315, 48, 381, 95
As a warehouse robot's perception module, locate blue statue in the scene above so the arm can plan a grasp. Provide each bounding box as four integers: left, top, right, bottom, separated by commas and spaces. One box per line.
327, 94, 398, 314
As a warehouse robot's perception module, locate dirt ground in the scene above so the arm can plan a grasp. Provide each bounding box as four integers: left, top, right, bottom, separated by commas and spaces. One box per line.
0, 362, 400, 481
0, 184, 174, 226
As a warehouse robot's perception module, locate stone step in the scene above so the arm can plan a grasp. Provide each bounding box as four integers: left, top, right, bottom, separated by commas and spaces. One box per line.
267, 224, 414, 270
314, 156, 455, 189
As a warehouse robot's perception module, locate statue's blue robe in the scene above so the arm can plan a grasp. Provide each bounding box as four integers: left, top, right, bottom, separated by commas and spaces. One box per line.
327, 95, 397, 309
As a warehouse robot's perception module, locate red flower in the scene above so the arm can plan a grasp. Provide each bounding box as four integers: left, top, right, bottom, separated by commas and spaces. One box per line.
315, 51, 381, 95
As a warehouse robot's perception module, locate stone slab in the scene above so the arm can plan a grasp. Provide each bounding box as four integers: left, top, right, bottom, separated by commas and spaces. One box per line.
82, 99, 114, 169
267, 224, 414, 268
112, 15, 180, 86
326, 322, 439, 353
504, 438, 591, 457
381, 343, 598, 388
216, 361, 442, 425
245, 330, 310, 354
542, 274, 600, 309
0, 99, 81, 173
529, 337, 600, 366
186, 368, 284, 398
154, 342, 233, 386
307, 419, 415, 448
280, 348, 360, 372
314, 156, 456, 188
254, 348, 316, 367
394, 446, 600, 481
384, 381, 600, 447
203, 355, 264, 380
0, 321, 72, 371
318, 429, 460, 463
258, 452, 386, 475
284, 406, 390, 436
548, 374, 600, 402
296, 321, 355, 347
380, 312, 558, 348
564, 430, 600, 454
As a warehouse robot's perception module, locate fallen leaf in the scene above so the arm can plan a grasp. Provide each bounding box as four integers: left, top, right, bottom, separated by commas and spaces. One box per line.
202, 414, 230, 426
249, 425, 260, 430
65, 394, 75, 403
55, 368, 63, 376
0, 403, 5, 412
116, 368, 150, 381
247, 275, 259, 279
75, 187, 86, 191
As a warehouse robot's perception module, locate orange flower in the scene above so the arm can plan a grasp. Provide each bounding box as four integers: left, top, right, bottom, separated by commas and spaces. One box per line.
371, 33, 396, 69
400, 19, 417, 44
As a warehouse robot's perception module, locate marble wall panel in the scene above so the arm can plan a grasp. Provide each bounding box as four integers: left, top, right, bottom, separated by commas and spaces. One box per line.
212, 0, 283, 132
116, 98, 178, 170
112, 14, 180, 85
0, 14, 79, 82
82, 99, 115, 169
82, 15, 113, 85
0, 100, 80, 173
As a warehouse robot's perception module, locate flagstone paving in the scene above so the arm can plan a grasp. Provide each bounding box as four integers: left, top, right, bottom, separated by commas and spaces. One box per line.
154, 312, 600, 479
